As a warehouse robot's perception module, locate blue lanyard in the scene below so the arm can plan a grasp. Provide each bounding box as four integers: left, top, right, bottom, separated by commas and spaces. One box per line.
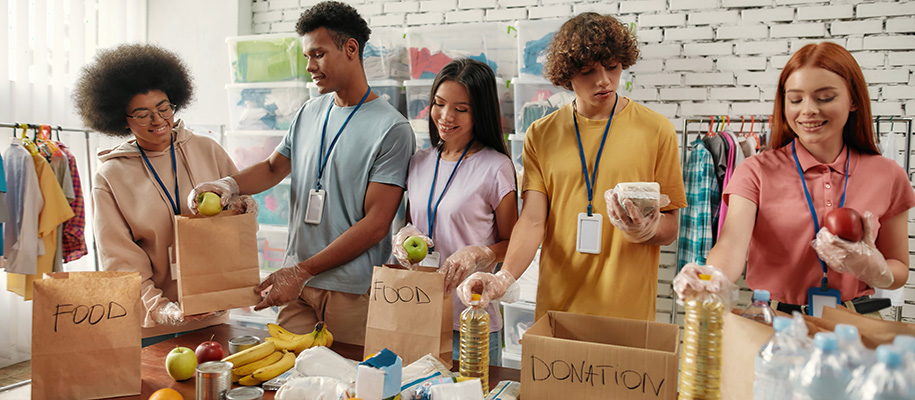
316, 86, 371, 190
426, 140, 474, 248
792, 141, 850, 287
138, 135, 181, 215
573, 94, 619, 216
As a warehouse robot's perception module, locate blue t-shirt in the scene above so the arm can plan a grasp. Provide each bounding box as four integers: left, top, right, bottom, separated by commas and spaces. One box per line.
277, 93, 415, 294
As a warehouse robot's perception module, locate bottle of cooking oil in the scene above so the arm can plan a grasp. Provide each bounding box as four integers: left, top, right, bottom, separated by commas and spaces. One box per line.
679, 274, 725, 400
460, 293, 489, 395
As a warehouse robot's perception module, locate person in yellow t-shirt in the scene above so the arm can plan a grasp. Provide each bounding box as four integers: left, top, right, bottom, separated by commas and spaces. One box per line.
456, 12, 687, 322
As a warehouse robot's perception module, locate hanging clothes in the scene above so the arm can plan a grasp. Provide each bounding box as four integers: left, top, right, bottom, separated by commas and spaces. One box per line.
717, 129, 738, 236
47, 148, 75, 272
677, 138, 718, 270
3, 139, 44, 277
58, 143, 88, 262
702, 133, 728, 241
0, 150, 8, 258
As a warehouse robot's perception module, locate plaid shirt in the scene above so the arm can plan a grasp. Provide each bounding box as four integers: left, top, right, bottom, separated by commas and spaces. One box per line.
59, 143, 88, 262
677, 139, 718, 271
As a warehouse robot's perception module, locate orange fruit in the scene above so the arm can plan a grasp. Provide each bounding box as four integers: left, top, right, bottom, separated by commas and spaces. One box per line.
149, 388, 184, 400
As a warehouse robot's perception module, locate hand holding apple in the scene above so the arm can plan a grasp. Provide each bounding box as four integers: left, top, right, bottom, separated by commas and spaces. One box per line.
813, 210, 895, 288
196, 192, 223, 216
403, 236, 429, 264
391, 224, 433, 267
195, 334, 224, 364
165, 346, 197, 381
824, 207, 864, 242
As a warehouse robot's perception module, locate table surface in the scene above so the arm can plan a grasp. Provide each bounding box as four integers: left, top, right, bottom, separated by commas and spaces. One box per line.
112, 323, 520, 399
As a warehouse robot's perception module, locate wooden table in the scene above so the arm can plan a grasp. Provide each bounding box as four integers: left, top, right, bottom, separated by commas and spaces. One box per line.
114, 323, 520, 399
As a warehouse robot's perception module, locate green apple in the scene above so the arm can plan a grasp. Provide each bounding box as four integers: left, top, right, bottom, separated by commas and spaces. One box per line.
403, 235, 428, 264
196, 191, 223, 216
165, 346, 197, 381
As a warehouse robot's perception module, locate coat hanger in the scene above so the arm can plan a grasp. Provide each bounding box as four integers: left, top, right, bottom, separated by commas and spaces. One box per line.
19, 123, 39, 155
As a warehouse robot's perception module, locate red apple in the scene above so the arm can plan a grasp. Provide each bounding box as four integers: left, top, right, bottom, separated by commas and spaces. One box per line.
195, 335, 224, 364
824, 207, 864, 242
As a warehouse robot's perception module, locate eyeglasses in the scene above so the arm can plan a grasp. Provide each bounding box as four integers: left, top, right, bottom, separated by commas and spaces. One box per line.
126, 103, 176, 126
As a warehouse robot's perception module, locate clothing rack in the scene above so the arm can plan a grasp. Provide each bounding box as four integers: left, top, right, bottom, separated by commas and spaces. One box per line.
676, 116, 915, 323
0, 122, 98, 272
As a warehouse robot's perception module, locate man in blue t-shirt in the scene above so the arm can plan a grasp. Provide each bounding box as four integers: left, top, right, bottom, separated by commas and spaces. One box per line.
190, 1, 414, 345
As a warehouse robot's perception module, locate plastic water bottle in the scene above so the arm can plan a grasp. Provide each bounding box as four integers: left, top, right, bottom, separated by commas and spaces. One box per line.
460, 293, 489, 395
851, 344, 915, 400
834, 324, 875, 376
679, 274, 725, 400
892, 335, 915, 379
743, 289, 776, 325
792, 332, 851, 400
754, 316, 807, 400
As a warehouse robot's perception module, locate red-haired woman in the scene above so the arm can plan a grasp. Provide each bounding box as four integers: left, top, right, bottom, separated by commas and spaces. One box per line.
675, 42, 913, 317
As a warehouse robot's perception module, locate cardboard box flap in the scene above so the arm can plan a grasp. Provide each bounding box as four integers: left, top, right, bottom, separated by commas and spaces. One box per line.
546, 311, 679, 354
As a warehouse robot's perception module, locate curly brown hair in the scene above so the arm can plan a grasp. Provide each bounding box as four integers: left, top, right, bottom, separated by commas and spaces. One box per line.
72, 43, 194, 137
543, 13, 640, 91
296, 1, 371, 62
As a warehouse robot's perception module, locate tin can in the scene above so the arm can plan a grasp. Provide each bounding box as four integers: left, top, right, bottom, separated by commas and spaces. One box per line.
226, 386, 265, 400
228, 335, 261, 354
196, 361, 233, 400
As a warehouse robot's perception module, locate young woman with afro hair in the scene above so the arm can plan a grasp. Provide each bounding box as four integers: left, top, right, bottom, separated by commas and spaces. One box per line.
73, 43, 256, 346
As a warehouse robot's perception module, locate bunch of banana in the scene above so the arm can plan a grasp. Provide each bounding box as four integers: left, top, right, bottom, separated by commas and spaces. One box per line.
220, 340, 295, 386
265, 321, 334, 355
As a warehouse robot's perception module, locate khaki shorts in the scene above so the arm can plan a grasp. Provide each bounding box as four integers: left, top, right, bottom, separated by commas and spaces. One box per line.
277, 286, 370, 346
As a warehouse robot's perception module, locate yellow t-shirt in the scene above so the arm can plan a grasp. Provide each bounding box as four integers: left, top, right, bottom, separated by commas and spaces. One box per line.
523, 98, 686, 321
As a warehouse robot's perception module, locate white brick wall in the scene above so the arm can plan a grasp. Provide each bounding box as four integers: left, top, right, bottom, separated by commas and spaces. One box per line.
249, 0, 915, 323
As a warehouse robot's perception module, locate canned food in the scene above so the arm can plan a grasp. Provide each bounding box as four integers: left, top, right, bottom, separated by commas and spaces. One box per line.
196, 361, 233, 400
228, 335, 261, 354
226, 386, 265, 400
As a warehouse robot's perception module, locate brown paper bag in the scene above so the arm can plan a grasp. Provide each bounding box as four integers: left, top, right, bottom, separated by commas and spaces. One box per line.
364, 265, 453, 367
32, 271, 142, 399
174, 211, 262, 315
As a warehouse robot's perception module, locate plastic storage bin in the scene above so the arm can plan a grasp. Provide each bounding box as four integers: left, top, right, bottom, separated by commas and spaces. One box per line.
227, 33, 309, 83
512, 76, 574, 135
257, 224, 288, 273
502, 301, 536, 356
371, 79, 405, 116
364, 26, 409, 80
223, 131, 285, 171
502, 350, 521, 369
253, 180, 291, 226
406, 22, 517, 80
415, 131, 432, 152
404, 79, 434, 133
516, 18, 565, 80
226, 82, 308, 131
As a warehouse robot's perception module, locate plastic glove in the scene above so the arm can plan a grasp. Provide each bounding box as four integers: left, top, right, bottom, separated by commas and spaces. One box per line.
391, 224, 434, 269
457, 269, 516, 308
187, 176, 240, 215
253, 265, 315, 311
225, 194, 259, 215
151, 301, 225, 326
440, 246, 496, 292
605, 191, 661, 243
673, 263, 734, 304
811, 211, 894, 288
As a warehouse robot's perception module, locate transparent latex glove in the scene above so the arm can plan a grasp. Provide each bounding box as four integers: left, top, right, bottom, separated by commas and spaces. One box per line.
225, 194, 259, 215
457, 269, 516, 308
187, 176, 240, 215
673, 263, 733, 304
391, 224, 434, 269
253, 265, 315, 311
605, 191, 661, 243
151, 301, 225, 326
811, 211, 894, 288
440, 245, 496, 292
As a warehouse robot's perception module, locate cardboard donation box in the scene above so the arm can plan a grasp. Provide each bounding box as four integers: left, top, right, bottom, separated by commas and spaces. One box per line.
174, 211, 262, 315
32, 271, 143, 400
521, 311, 680, 400
364, 265, 453, 367
722, 306, 915, 399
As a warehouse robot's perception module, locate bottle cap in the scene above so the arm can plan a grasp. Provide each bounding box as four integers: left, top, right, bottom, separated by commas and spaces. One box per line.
834, 324, 859, 342
752, 289, 770, 302
893, 335, 915, 353
698, 274, 712, 281
876, 344, 903, 367
471, 293, 481, 304
773, 316, 791, 332
814, 332, 838, 351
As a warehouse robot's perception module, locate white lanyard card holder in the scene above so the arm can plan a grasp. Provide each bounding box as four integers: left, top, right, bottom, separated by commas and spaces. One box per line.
305, 188, 326, 225
577, 212, 602, 254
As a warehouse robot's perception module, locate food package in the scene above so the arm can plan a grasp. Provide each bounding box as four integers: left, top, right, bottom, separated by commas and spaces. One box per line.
611, 182, 671, 216
294, 345, 358, 384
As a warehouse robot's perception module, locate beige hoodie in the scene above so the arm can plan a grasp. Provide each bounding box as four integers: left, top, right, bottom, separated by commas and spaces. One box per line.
93, 120, 238, 338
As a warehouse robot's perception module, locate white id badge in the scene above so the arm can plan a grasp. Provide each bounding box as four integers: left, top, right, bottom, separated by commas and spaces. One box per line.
420, 251, 441, 268
304, 188, 326, 225
577, 212, 602, 254
168, 245, 178, 280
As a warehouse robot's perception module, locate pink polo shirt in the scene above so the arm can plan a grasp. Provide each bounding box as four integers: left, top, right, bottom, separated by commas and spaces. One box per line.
725, 139, 915, 304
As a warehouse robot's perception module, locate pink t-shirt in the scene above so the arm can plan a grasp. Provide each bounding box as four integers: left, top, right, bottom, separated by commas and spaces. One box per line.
407, 146, 516, 331
725, 139, 915, 304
